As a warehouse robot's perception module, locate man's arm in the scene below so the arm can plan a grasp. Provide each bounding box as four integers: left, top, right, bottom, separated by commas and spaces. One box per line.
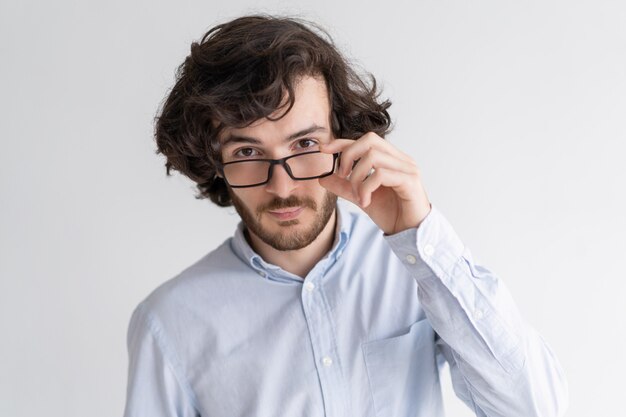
384, 205, 569, 416
319, 133, 568, 416
123, 302, 200, 417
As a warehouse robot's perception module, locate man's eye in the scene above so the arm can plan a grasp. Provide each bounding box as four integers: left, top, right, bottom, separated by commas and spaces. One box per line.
234, 148, 258, 158
295, 138, 317, 150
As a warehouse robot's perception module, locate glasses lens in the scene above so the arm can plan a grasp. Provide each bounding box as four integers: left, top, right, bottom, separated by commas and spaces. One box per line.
223, 160, 270, 187
222, 152, 336, 187
288, 152, 335, 179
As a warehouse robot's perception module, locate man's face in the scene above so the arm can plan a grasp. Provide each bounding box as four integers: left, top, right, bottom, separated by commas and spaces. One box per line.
219, 75, 338, 251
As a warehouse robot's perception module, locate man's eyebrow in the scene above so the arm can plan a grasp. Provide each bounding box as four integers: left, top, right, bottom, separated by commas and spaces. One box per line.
221, 124, 327, 147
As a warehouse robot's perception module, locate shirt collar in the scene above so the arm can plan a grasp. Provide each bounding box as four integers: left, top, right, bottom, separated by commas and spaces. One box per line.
229, 199, 352, 283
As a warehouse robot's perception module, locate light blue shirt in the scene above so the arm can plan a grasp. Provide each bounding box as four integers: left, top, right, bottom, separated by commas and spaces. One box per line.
123, 200, 568, 417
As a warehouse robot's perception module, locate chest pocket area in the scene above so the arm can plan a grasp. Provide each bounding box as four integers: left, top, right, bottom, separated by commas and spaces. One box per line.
362, 318, 443, 417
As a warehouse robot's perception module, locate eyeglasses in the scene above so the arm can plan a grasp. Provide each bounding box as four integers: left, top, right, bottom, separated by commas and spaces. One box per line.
216, 150, 340, 188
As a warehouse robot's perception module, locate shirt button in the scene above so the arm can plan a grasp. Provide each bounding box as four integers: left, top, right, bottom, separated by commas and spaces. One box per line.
474, 309, 484, 320
322, 356, 333, 367
258, 271, 267, 278
405, 254, 417, 264
304, 282, 315, 292
423, 244, 435, 256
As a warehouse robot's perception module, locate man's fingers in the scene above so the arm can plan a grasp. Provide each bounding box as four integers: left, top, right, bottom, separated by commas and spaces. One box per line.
318, 174, 359, 205
323, 135, 415, 178
357, 168, 406, 207
349, 150, 416, 187
319, 139, 355, 153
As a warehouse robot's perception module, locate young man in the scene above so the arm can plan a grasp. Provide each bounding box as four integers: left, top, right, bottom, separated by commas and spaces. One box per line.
124, 15, 568, 417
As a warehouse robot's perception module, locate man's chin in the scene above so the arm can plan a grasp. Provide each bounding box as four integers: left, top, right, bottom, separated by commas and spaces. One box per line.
274, 219, 300, 227
255, 228, 313, 251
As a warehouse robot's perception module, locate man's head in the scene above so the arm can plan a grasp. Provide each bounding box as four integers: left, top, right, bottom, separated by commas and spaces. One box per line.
221, 75, 338, 251
155, 14, 392, 204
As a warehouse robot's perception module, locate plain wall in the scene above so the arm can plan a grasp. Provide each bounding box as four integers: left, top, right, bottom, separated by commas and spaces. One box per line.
1, 0, 624, 416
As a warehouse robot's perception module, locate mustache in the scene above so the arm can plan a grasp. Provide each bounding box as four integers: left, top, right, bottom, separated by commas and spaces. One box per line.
257, 195, 317, 214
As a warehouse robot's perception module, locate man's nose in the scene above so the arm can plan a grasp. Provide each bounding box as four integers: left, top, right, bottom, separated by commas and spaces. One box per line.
264, 163, 298, 198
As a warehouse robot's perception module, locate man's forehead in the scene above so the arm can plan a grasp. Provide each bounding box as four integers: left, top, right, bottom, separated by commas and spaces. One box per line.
217, 114, 331, 146
219, 122, 330, 147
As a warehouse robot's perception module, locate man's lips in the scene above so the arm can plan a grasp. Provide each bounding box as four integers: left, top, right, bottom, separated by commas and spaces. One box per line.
267, 206, 304, 221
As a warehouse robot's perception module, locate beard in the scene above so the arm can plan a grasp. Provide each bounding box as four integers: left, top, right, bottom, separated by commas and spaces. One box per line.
229, 190, 337, 251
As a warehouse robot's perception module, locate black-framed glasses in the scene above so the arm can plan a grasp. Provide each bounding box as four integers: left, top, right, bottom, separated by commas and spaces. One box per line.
216, 150, 340, 188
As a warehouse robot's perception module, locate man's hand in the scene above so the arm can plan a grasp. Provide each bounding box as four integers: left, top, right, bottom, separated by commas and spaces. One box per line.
318, 132, 432, 235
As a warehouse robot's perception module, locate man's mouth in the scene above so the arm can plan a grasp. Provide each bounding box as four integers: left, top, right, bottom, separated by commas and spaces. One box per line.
267, 206, 304, 221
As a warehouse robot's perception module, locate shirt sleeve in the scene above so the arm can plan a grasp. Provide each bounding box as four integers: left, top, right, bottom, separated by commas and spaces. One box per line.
384, 205, 569, 417
123, 302, 200, 417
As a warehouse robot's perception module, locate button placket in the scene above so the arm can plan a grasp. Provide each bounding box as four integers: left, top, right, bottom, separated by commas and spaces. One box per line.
300, 274, 349, 416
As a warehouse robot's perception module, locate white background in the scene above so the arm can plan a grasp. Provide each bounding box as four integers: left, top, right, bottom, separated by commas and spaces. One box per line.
1, 1, 624, 416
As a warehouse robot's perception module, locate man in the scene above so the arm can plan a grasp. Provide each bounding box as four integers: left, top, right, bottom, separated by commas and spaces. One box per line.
123, 14, 568, 417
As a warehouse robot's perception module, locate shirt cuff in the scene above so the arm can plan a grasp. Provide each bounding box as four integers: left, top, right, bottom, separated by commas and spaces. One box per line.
383, 204, 465, 282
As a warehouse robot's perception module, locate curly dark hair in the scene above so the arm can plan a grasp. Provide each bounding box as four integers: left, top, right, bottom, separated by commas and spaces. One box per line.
154, 14, 393, 207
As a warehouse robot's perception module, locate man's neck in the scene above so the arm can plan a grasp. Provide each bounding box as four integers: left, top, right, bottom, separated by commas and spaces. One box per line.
246, 209, 338, 279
